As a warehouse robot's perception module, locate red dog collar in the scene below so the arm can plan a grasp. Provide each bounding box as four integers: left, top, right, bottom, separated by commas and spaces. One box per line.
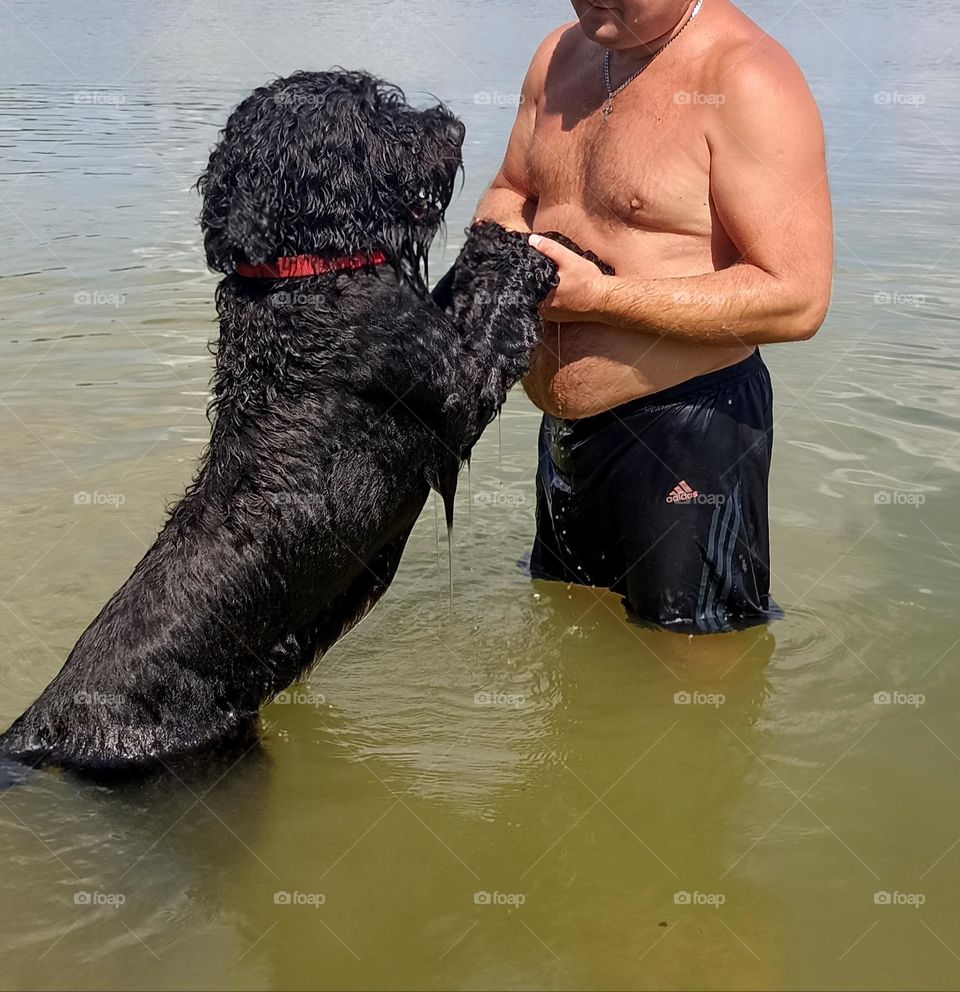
235, 250, 389, 279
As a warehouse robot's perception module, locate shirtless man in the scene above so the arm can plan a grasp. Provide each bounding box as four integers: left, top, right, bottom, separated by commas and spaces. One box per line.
476, 0, 833, 634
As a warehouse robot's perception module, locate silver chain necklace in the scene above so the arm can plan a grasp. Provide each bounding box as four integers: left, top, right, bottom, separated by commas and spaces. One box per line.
601, 0, 704, 123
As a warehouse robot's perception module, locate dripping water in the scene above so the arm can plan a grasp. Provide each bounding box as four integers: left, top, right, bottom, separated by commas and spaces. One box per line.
441, 488, 456, 613
447, 521, 454, 613
497, 413, 503, 475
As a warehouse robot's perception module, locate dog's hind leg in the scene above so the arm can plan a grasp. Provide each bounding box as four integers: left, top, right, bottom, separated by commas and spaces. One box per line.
282, 525, 417, 688
214, 527, 414, 728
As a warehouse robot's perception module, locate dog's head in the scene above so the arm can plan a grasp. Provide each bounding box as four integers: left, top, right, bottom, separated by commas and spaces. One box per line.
198, 70, 465, 285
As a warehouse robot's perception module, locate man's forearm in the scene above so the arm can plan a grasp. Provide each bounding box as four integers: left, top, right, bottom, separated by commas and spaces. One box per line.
587, 263, 829, 346
475, 183, 537, 233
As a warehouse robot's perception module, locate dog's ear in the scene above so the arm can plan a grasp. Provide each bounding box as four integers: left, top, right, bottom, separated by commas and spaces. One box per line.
198, 117, 284, 272
222, 180, 280, 268
202, 187, 277, 272
197, 76, 326, 273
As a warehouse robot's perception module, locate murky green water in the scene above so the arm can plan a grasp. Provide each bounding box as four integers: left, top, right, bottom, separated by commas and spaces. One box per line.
1, 0, 959, 988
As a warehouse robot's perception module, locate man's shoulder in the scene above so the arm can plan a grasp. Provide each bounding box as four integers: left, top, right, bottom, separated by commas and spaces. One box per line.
525, 21, 582, 90
536, 20, 582, 59
702, 8, 823, 143
704, 9, 814, 105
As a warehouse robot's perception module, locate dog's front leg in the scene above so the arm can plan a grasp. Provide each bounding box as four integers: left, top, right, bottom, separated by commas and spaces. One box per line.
436, 222, 615, 458
447, 236, 558, 454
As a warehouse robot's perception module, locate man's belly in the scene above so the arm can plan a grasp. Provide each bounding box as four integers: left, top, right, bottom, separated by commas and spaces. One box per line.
523, 320, 753, 420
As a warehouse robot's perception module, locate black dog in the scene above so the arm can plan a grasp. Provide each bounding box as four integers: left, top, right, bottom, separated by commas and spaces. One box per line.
0, 70, 564, 782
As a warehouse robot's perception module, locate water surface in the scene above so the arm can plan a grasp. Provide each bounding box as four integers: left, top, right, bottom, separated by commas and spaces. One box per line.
1, 0, 959, 988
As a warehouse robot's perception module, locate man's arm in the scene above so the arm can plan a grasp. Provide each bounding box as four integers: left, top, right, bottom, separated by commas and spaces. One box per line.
474, 27, 566, 231
531, 42, 834, 344
433, 33, 555, 306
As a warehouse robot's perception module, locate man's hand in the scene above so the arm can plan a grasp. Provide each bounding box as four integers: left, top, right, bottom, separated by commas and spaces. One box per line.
528, 234, 610, 323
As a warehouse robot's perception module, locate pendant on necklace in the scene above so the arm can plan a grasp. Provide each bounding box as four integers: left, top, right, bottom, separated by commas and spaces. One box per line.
602, 99, 613, 123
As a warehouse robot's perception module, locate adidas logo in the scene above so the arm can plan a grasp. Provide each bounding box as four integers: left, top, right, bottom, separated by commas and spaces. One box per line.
666, 480, 699, 504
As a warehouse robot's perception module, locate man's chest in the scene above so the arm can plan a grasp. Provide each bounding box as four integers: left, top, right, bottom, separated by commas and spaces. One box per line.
528, 82, 713, 236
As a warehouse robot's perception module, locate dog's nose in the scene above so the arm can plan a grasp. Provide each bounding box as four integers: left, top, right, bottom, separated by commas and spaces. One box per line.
448, 119, 466, 147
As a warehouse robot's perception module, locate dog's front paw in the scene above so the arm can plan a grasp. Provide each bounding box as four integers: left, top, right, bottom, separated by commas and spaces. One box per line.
500, 241, 558, 314
536, 230, 616, 276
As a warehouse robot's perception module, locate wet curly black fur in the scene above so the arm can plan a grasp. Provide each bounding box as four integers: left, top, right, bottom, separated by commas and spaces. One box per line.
198, 69, 462, 287
0, 70, 579, 782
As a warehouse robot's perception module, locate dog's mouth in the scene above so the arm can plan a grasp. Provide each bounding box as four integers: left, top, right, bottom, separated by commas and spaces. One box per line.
408, 189, 441, 224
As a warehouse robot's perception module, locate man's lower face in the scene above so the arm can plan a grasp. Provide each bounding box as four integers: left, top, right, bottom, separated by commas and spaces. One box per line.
571, 0, 687, 48
571, 0, 623, 41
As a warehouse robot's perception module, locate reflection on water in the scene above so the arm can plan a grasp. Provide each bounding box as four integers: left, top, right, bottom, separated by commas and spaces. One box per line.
1, 0, 960, 989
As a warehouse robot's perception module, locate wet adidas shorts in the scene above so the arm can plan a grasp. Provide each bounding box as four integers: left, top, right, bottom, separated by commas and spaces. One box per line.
529, 349, 783, 634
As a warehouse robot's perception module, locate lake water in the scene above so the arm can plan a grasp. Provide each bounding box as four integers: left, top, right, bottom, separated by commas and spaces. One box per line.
1, 0, 959, 989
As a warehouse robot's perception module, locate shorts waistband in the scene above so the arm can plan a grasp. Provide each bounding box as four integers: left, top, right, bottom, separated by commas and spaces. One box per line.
550, 348, 765, 435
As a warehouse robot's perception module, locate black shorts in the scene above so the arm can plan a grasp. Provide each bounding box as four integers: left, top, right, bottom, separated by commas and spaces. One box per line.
529, 349, 783, 634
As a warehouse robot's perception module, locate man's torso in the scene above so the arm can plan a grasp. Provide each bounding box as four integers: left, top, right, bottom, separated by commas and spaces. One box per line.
523, 1, 762, 418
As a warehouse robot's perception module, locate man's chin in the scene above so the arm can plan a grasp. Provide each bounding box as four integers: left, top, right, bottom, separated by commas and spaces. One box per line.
575, 5, 638, 48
